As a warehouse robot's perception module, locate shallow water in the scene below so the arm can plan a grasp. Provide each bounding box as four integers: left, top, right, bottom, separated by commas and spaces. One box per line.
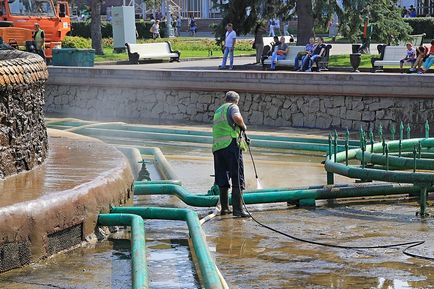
0, 237, 199, 289
1, 124, 433, 289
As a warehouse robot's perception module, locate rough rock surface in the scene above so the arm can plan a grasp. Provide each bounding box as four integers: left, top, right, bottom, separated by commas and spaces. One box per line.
0, 50, 49, 179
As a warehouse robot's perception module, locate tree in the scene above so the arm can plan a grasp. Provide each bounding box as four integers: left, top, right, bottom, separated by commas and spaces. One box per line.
212, 0, 260, 45
213, 0, 411, 46
295, 0, 314, 45
329, 0, 411, 44
90, 0, 103, 55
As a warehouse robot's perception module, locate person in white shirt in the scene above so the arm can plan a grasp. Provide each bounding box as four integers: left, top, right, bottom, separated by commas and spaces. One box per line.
150, 20, 160, 39
274, 18, 281, 36
268, 18, 275, 37
219, 23, 237, 70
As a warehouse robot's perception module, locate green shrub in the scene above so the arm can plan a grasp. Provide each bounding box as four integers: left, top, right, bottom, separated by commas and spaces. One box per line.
62, 36, 91, 48
70, 21, 112, 38
70, 21, 168, 39
404, 17, 434, 39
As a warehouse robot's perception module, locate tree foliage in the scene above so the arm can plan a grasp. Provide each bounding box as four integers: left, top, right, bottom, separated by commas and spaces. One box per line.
332, 0, 412, 44
213, 0, 411, 46
212, 0, 260, 45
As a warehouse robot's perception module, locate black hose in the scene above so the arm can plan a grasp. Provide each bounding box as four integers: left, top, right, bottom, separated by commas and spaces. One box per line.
238, 132, 433, 261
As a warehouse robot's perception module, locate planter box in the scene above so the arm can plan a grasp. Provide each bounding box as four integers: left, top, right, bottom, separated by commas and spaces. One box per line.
52, 48, 95, 67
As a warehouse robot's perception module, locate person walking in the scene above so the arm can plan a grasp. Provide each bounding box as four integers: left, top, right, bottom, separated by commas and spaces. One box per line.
189, 16, 197, 36
268, 18, 275, 37
33, 23, 45, 60
253, 21, 266, 64
212, 91, 249, 218
150, 20, 160, 39
176, 15, 182, 37
283, 20, 289, 36
219, 23, 237, 70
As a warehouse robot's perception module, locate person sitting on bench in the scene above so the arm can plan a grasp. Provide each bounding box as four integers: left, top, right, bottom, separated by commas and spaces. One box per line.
294, 37, 315, 71
270, 36, 289, 70
418, 39, 434, 74
301, 37, 326, 72
400, 43, 416, 73
410, 44, 429, 73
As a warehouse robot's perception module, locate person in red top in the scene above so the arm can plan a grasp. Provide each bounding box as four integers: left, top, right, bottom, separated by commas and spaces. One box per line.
419, 39, 434, 74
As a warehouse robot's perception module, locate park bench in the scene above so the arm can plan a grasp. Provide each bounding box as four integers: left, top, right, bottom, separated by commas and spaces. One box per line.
262, 44, 332, 71
260, 37, 291, 64
125, 42, 180, 64
371, 45, 408, 72
399, 33, 426, 47
262, 45, 305, 68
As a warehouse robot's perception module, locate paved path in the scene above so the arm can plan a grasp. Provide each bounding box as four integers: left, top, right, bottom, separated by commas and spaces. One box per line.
100, 57, 259, 71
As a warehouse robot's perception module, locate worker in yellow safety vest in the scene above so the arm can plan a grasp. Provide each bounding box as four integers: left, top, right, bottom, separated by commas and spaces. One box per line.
33, 23, 46, 60
212, 91, 249, 218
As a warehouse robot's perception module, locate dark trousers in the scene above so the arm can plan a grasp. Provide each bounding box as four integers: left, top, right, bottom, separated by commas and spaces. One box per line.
213, 139, 245, 190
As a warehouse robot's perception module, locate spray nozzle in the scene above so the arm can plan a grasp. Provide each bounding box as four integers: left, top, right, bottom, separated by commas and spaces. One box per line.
242, 131, 251, 145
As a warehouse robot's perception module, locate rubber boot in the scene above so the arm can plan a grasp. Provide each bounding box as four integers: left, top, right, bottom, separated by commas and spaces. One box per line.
232, 188, 249, 218
219, 187, 232, 215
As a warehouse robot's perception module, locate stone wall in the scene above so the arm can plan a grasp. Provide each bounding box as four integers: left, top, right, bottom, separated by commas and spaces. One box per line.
0, 50, 49, 178
45, 67, 434, 135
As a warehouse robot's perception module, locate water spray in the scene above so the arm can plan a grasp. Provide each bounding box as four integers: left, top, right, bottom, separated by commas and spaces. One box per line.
243, 131, 263, 190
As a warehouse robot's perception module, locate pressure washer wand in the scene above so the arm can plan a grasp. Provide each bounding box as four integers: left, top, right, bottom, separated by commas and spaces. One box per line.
243, 131, 262, 189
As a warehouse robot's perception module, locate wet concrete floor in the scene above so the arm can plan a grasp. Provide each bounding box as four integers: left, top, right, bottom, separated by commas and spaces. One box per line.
0, 131, 126, 208
1, 124, 433, 289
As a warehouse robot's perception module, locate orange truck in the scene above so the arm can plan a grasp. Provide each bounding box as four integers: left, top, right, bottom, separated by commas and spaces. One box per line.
0, 0, 70, 59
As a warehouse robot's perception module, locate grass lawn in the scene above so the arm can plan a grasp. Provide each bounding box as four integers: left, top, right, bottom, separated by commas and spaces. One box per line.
93, 37, 379, 68
95, 47, 255, 62
94, 37, 255, 62
90, 37, 374, 67
96, 47, 377, 69
329, 54, 376, 68
323, 36, 352, 43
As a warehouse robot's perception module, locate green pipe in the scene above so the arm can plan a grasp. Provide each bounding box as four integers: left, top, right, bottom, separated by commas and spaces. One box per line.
356, 150, 434, 170
59, 126, 355, 153
141, 180, 182, 185
396, 152, 434, 159
326, 138, 434, 183
97, 214, 148, 289
133, 182, 429, 207
420, 186, 428, 217
134, 180, 353, 194
134, 183, 219, 206
110, 207, 222, 289
141, 147, 179, 181
326, 160, 434, 183
49, 121, 360, 147
46, 120, 91, 128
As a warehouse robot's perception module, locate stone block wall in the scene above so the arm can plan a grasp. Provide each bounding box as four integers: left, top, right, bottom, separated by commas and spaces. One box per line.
45, 86, 434, 137
45, 67, 434, 136
0, 50, 49, 179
